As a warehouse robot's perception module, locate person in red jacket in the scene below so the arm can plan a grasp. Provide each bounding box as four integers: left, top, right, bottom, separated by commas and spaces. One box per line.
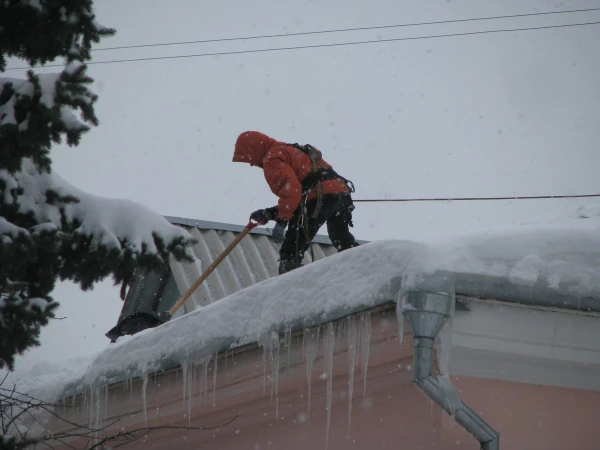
233, 131, 359, 274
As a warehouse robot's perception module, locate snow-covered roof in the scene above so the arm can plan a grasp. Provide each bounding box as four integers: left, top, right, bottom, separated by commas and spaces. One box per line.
108, 217, 345, 340
164, 216, 341, 311
19, 206, 600, 400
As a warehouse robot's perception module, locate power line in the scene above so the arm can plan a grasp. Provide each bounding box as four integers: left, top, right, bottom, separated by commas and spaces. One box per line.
5, 20, 600, 71
353, 194, 600, 203
93, 7, 600, 52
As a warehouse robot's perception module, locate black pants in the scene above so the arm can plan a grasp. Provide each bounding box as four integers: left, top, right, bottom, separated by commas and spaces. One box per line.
279, 193, 358, 268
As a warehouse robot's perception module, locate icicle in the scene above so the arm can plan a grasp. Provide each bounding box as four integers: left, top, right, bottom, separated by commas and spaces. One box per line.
192, 364, 198, 409
262, 346, 268, 397
198, 363, 205, 405
187, 367, 194, 426
88, 387, 96, 431
212, 352, 218, 408
324, 322, 335, 449
268, 348, 274, 402
203, 360, 209, 405
183, 364, 196, 426
181, 362, 189, 415
303, 326, 320, 416
95, 387, 101, 432
358, 312, 371, 396
273, 343, 280, 421
85, 386, 101, 444
396, 292, 405, 346
142, 373, 148, 426
346, 316, 357, 441
103, 385, 109, 424
284, 326, 292, 370
91, 386, 102, 440
258, 331, 281, 419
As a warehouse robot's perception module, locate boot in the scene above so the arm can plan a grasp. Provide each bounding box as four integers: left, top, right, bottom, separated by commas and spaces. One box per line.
279, 259, 303, 275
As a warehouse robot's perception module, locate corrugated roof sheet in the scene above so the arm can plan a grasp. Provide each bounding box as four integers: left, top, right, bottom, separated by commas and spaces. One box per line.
167, 218, 339, 312
108, 217, 361, 340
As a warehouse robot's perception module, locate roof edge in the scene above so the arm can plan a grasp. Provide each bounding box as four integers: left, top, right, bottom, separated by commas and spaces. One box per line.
164, 215, 367, 246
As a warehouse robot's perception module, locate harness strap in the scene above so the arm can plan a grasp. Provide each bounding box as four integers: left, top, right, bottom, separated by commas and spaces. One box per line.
287, 142, 355, 195
311, 160, 323, 219
295, 198, 315, 264
286, 142, 355, 258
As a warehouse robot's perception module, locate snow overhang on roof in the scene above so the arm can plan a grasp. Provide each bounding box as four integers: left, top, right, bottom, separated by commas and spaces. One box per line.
61, 223, 600, 398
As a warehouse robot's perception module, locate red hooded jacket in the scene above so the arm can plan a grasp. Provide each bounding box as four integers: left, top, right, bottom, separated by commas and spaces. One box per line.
233, 131, 348, 220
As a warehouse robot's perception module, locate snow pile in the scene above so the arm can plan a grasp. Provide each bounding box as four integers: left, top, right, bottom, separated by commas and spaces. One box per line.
9, 208, 600, 401
0, 159, 193, 255
437, 227, 600, 288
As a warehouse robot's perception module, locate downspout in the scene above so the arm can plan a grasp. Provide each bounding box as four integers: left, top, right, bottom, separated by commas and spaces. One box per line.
402, 290, 500, 450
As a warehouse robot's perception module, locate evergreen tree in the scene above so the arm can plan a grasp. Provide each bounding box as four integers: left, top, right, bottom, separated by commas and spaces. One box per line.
0, 1, 195, 370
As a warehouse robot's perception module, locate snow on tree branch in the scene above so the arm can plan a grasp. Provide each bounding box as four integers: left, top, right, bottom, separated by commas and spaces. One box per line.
0, 64, 97, 173
1, 159, 195, 260
0, 0, 116, 71
0, 159, 196, 369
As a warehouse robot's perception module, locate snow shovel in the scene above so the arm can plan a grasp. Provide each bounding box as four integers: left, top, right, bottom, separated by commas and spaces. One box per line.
162, 218, 260, 320
105, 219, 260, 341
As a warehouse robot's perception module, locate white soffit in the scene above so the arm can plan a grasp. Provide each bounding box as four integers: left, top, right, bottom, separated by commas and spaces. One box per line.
450, 299, 600, 391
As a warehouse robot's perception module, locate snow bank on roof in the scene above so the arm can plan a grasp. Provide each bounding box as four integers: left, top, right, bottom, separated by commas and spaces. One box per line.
10, 207, 600, 400
65, 239, 426, 392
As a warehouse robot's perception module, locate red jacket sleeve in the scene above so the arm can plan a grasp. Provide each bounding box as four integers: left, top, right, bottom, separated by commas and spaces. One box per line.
263, 151, 302, 221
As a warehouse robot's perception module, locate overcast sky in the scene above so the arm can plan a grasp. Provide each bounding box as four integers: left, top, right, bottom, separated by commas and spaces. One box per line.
5, 0, 600, 373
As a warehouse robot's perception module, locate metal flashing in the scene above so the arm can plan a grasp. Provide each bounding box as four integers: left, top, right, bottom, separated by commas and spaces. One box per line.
163, 215, 336, 245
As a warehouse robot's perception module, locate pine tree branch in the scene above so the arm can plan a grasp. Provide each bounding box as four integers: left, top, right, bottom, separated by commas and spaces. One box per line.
0, 0, 196, 372
0, 0, 115, 72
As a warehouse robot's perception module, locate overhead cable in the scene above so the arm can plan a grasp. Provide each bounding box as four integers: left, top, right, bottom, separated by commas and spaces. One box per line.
5, 20, 600, 71
93, 7, 600, 52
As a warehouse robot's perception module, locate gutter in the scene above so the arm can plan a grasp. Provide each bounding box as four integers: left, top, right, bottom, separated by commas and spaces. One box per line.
402, 290, 500, 450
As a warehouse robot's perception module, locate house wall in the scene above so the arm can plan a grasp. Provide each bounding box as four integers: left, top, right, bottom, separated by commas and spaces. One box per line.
441, 377, 600, 449
55, 306, 600, 450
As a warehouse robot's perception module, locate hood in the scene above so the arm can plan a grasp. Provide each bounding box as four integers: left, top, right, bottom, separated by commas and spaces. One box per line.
233, 131, 277, 166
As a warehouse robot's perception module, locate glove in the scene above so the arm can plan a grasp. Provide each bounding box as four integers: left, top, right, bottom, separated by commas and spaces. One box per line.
251, 206, 278, 224
271, 219, 288, 244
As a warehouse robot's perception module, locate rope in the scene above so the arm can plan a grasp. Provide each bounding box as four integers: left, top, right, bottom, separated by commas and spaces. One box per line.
353, 194, 600, 203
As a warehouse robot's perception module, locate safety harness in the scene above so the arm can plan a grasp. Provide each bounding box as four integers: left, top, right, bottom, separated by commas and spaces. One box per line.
287, 143, 355, 206
286, 143, 356, 265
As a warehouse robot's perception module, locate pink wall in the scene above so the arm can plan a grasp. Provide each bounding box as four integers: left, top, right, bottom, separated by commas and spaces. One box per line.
441, 377, 600, 449
54, 308, 600, 449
